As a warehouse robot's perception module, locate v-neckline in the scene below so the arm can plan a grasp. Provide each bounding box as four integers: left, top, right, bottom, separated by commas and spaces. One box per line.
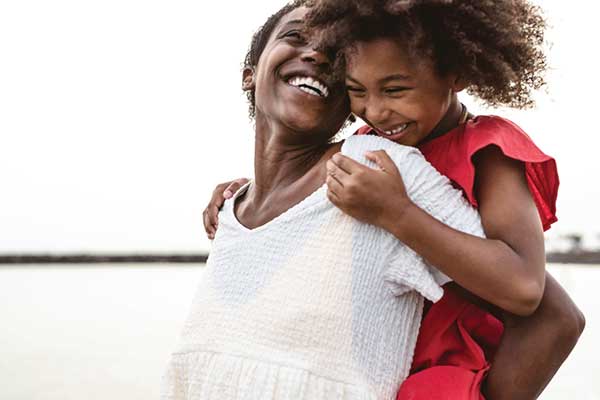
228, 181, 328, 234
228, 141, 347, 233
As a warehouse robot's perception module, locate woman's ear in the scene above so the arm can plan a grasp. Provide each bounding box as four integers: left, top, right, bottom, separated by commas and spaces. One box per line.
242, 67, 256, 91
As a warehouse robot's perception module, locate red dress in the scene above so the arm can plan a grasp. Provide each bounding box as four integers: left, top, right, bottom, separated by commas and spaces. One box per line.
357, 115, 559, 399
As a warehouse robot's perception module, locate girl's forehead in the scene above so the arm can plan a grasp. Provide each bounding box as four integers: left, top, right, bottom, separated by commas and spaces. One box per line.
352, 39, 410, 64
347, 38, 432, 76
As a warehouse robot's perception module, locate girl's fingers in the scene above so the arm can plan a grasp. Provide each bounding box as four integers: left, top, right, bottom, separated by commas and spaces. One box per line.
211, 184, 229, 208
224, 178, 250, 199
207, 204, 220, 227
326, 174, 344, 193
365, 150, 400, 176
203, 209, 215, 239
331, 153, 364, 175
235, 178, 251, 186
205, 178, 249, 239
326, 159, 350, 185
326, 187, 341, 205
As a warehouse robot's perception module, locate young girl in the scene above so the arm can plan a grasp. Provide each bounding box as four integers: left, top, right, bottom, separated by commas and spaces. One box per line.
204, 1, 585, 399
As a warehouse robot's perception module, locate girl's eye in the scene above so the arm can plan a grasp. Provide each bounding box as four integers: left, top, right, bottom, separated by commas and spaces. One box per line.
384, 87, 410, 94
346, 86, 366, 96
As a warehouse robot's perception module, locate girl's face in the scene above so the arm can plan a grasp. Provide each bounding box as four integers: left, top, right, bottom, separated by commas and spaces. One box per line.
345, 38, 464, 146
246, 7, 350, 142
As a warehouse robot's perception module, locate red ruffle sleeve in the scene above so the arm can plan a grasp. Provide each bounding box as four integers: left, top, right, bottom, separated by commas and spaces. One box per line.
418, 115, 559, 230
356, 116, 559, 399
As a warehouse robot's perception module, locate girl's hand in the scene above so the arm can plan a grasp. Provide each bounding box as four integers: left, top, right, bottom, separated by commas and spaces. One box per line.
203, 178, 249, 239
325, 151, 412, 228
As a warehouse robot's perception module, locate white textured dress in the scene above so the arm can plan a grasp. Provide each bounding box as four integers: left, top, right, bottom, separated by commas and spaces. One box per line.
161, 135, 484, 400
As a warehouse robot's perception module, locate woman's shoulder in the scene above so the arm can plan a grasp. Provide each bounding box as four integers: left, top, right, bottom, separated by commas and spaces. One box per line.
342, 134, 422, 162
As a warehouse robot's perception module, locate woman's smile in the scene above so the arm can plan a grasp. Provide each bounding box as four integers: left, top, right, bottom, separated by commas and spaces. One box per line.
286, 75, 330, 98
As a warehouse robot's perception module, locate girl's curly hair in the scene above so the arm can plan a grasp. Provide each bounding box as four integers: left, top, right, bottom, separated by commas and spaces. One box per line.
305, 0, 547, 108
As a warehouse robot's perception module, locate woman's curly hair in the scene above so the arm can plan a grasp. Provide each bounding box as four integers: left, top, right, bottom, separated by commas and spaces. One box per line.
305, 0, 547, 108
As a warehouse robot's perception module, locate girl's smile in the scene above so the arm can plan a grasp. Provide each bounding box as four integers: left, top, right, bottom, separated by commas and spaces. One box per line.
345, 38, 465, 146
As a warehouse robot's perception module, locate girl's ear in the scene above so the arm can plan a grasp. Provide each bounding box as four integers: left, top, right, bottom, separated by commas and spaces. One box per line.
242, 67, 256, 91
451, 75, 468, 93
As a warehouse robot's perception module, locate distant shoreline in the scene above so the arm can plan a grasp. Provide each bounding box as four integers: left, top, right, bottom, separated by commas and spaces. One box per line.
0, 254, 208, 265
1, 252, 600, 265
546, 251, 600, 265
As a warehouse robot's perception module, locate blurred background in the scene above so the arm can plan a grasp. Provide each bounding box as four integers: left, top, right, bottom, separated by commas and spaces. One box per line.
0, 0, 598, 399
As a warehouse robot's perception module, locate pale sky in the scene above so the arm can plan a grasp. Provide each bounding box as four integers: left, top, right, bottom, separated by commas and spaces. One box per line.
1, 1, 599, 253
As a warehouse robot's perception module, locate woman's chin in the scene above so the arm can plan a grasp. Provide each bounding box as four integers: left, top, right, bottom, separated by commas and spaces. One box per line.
285, 118, 332, 137
278, 107, 333, 134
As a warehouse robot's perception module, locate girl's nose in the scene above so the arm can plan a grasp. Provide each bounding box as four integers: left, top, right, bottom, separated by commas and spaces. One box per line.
364, 97, 391, 126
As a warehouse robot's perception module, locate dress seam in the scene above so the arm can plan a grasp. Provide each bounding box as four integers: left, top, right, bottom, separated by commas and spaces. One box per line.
170, 347, 364, 388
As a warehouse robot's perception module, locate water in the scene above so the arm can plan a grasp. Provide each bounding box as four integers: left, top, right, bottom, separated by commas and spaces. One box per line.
0, 264, 597, 399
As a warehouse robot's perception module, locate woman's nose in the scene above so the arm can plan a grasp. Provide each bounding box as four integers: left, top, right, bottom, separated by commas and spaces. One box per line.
301, 47, 330, 67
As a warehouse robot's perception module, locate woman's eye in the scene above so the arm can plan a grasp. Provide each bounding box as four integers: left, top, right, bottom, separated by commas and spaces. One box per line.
284, 30, 306, 43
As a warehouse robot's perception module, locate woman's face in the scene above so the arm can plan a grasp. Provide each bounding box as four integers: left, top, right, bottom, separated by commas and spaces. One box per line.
345, 38, 462, 146
247, 7, 350, 141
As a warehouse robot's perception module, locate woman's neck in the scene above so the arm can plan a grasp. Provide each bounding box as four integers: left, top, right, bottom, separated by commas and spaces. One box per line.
248, 115, 339, 206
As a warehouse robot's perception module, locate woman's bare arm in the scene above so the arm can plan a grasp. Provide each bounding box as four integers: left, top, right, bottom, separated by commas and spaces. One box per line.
484, 272, 585, 400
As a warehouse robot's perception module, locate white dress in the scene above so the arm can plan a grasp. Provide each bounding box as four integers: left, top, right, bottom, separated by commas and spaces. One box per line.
161, 135, 484, 400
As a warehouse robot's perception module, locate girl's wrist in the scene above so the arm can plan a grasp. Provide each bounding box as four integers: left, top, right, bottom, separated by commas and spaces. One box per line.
378, 198, 416, 240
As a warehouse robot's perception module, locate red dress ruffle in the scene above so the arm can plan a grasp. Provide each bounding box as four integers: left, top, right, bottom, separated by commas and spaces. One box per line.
417, 116, 559, 231
356, 115, 559, 399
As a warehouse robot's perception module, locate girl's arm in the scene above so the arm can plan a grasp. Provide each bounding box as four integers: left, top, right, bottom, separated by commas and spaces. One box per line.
203, 178, 250, 239
326, 146, 544, 316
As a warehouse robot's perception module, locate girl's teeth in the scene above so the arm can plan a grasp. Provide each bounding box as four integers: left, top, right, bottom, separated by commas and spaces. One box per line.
385, 123, 409, 135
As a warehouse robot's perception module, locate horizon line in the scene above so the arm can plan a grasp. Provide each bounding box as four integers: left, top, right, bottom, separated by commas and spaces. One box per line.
0, 253, 208, 265
2, 251, 600, 265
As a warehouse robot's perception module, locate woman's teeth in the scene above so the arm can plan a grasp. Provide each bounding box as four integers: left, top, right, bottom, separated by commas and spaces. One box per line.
383, 123, 409, 136
288, 76, 330, 98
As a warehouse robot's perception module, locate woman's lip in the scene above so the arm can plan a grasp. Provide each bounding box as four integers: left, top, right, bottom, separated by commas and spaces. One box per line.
284, 80, 329, 102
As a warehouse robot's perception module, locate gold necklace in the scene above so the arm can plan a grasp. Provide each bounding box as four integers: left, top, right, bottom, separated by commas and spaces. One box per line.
459, 104, 470, 125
